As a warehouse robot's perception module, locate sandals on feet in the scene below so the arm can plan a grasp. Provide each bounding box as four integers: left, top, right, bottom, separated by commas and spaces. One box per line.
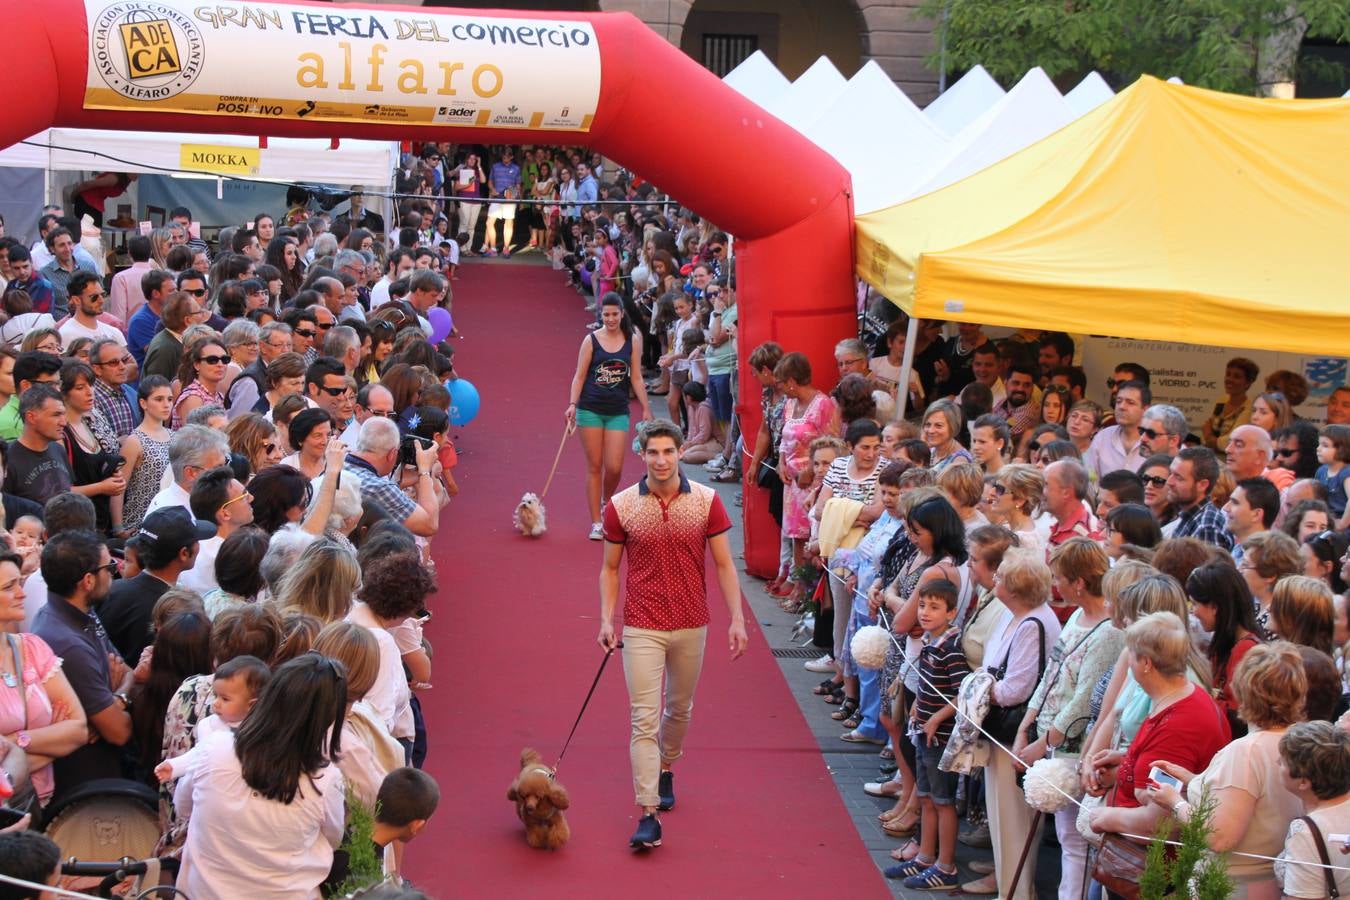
831, 698, 859, 720
823, 687, 846, 705
811, 677, 837, 696
889, 837, 921, 860
882, 818, 918, 838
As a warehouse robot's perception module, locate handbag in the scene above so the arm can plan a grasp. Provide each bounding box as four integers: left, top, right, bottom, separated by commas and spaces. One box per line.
755, 453, 781, 490
1025, 618, 1111, 754
983, 617, 1046, 746
810, 575, 833, 651
1300, 815, 1341, 898
1091, 832, 1149, 900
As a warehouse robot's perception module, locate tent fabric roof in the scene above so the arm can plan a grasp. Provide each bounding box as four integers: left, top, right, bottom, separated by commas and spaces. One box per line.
922, 65, 1006, 136
804, 61, 949, 214
723, 51, 791, 108
1065, 71, 1115, 116
855, 76, 1350, 356
909, 67, 1075, 198
0, 129, 398, 185
763, 57, 849, 132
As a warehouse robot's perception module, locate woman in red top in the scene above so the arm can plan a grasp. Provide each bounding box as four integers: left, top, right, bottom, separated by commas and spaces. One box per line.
1186, 561, 1261, 736
1086, 611, 1229, 839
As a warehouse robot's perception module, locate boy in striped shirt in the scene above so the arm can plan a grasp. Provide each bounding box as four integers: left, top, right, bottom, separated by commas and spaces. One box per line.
889, 578, 969, 891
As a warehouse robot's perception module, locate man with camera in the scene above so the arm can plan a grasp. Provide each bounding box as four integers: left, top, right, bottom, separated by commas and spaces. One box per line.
343, 416, 441, 537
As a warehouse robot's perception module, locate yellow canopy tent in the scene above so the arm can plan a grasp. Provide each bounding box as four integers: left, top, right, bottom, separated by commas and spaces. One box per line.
855, 76, 1350, 357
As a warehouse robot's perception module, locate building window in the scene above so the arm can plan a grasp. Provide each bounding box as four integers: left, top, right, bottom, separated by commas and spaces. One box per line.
702, 34, 758, 77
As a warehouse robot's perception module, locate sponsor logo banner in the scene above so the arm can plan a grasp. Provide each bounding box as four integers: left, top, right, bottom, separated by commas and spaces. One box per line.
85, 0, 601, 131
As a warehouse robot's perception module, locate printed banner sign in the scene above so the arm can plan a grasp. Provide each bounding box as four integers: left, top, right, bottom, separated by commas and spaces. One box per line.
84, 0, 601, 131
179, 142, 260, 175
1079, 336, 1347, 427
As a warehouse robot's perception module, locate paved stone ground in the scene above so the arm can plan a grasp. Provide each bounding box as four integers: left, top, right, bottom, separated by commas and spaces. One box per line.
686, 463, 1063, 899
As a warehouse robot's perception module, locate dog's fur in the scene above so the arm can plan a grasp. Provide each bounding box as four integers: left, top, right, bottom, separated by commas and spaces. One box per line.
514, 492, 546, 537
506, 748, 570, 849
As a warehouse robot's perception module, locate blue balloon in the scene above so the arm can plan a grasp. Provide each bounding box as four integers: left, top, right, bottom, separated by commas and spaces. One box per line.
447, 378, 480, 426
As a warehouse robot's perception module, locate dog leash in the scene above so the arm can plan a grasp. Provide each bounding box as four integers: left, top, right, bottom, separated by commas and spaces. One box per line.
553, 642, 622, 773
539, 420, 576, 500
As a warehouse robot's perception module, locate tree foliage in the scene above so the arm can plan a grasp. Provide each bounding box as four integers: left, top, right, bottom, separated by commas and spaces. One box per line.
918, 0, 1350, 95
1138, 786, 1234, 900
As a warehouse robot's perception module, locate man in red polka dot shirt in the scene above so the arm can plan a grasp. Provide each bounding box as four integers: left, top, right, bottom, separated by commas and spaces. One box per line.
599, 419, 747, 850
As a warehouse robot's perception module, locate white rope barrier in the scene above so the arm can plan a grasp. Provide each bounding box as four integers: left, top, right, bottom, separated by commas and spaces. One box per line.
0, 872, 107, 899
810, 560, 1350, 874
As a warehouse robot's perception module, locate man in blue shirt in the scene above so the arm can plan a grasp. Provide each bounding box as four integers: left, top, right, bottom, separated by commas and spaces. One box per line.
479, 150, 521, 257
126, 269, 175, 369
33, 530, 135, 793
576, 162, 599, 207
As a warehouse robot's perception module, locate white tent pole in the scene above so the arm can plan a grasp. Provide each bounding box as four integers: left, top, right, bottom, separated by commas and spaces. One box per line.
894, 314, 919, 421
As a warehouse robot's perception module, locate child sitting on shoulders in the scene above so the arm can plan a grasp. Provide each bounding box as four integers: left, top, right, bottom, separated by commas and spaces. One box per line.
155, 655, 271, 783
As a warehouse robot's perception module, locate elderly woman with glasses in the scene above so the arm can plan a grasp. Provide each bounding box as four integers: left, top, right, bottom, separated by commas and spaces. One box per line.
219, 319, 260, 399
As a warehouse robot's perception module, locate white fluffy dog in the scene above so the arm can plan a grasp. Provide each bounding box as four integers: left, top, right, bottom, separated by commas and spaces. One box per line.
514, 492, 546, 537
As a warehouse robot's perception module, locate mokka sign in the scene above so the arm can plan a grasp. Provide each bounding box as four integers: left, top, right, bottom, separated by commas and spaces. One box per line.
179, 142, 261, 175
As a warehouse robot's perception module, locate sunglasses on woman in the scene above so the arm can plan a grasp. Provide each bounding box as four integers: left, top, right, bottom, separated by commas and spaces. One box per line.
198, 355, 230, 365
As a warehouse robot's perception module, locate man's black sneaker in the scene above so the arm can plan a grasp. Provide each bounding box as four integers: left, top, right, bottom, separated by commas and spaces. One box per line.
629, 813, 662, 849
658, 771, 676, 811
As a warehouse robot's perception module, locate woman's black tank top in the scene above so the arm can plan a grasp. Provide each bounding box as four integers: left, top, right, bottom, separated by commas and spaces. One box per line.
578, 332, 632, 415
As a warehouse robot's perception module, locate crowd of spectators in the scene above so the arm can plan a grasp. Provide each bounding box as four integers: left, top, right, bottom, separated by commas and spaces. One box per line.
0, 183, 463, 895
3, 143, 1350, 896
737, 308, 1350, 896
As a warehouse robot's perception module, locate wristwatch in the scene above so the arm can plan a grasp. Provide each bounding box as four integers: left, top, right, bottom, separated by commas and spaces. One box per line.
1171, 799, 1189, 818
114, 691, 132, 710
15, 731, 29, 749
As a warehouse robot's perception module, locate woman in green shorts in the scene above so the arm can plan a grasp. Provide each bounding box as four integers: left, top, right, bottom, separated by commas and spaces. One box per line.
567, 293, 653, 539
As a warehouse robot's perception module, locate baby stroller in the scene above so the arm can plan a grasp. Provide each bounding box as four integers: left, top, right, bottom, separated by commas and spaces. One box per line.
39, 778, 170, 897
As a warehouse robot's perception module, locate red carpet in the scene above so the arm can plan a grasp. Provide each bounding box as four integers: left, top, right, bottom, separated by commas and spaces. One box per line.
408, 262, 885, 897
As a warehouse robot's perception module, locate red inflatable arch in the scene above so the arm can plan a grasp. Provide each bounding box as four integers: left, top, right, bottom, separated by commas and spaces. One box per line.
5, 0, 856, 576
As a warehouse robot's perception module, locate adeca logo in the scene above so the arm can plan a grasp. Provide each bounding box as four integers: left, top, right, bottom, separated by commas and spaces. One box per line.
91, 2, 204, 101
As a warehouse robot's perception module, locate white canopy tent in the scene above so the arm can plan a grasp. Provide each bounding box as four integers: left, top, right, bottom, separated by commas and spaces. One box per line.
1064, 71, 1116, 116
722, 50, 791, 109
0, 128, 399, 185
906, 67, 1076, 197
762, 57, 849, 132
921, 65, 1006, 136
803, 61, 950, 214
721, 58, 1104, 213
